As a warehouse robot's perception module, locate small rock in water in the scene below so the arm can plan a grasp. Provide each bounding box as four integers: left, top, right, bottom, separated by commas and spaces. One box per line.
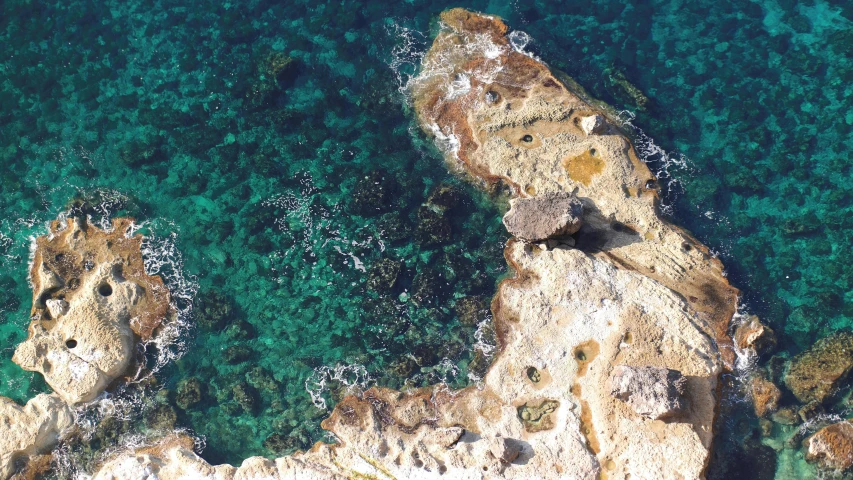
784, 331, 853, 404
610, 365, 687, 420
580, 114, 608, 135
750, 373, 780, 418
807, 421, 853, 471
734, 315, 777, 357
502, 192, 583, 242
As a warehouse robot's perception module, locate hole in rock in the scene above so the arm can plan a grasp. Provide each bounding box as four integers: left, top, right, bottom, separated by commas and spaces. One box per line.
590, 148, 597, 156
66, 339, 77, 349
54, 253, 65, 262
521, 134, 533, 143
98, 283, 113, 297
527, 366, 541, 383
645, 179, 657, 189
485, 90, 500, 104
682, 242, 692, 252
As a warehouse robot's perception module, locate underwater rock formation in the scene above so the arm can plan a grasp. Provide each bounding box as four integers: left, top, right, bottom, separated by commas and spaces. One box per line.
12, 217, 172, 405
784, 331, 853, 404
87, 8, 736, 480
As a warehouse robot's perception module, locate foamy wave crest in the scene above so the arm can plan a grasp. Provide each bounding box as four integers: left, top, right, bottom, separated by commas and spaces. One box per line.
138, 226, 198, 374
616, 110, 693, 216
305, 363, 373, 410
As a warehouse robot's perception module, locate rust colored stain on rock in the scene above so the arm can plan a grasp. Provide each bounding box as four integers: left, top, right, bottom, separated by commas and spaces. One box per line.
562, 150, 605, 186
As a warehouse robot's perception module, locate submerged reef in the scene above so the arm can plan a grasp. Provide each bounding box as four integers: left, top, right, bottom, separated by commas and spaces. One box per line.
76, 9, 737, 479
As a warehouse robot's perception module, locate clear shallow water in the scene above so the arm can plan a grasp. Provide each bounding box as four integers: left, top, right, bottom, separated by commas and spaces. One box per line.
1, 0, 851, 477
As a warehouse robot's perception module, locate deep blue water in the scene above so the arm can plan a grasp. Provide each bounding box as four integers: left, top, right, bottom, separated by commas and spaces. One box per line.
1, 0, 851, 477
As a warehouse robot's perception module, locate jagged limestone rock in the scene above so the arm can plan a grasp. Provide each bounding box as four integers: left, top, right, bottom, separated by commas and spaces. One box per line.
12, 217, 172, 405
0, 394, 74, 479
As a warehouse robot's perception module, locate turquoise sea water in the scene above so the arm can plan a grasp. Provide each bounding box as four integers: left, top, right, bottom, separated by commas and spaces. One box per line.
1, 0, 851, 477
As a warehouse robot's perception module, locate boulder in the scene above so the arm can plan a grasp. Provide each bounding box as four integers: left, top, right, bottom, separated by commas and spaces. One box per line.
784, 331, 853, 404
750, 374, 781, 418
610, 365, 687, 420
366, 258, 403, 292
12, 218, 172, 405
734, 315, 777, 356
502, 192, 583, 242
807, 421, 853, 471
580, 115, 608, 135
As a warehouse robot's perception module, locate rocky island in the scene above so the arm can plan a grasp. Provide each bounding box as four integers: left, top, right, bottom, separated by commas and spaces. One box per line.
1, 8, 839, 480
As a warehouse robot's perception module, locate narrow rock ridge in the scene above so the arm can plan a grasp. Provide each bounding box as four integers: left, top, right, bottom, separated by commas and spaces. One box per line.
6, 9, 738, 480
0, 218, 173, 478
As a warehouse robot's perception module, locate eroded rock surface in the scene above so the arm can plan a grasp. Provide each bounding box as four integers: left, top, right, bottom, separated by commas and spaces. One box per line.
502, 192, 583, 242
610, 365, 687, 420
13, 217, 172, 404
0, 394, 73, 479
87, 9, 735, 480
806, 420, 853, 471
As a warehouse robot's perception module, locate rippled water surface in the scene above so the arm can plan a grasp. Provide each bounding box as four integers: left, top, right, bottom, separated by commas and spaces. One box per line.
1, 0, 851, 477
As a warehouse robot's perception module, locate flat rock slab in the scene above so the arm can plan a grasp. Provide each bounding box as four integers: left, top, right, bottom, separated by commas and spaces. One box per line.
502, 192, 583, 242
610, 365, 687, 420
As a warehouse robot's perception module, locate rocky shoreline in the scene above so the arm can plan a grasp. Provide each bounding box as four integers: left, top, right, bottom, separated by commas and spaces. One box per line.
0, 8, 845, 480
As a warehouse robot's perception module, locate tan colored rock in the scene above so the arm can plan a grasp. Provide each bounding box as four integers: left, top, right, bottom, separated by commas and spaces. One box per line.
411, 8, 738, 366
502, 192, 583, 242
806, 420, 853, 471
12, 217, 172, 404
734, 315, 776, 356
750, 374, 781, 418
91, 9, 735, 480
580, 115, 608, 135
0, 394, 74, 479
784, 331, 853, 404
610, 365, 687, 420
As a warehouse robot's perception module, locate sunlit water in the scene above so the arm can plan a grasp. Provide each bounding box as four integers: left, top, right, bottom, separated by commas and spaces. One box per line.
1, 0, 851, 477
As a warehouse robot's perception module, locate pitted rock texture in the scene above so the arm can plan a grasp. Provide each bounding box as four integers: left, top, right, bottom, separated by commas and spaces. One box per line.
610, 365, 687, 420
0, 394, 73, 479
12, 217, 172, 404
89, 9, 733, 480
411, 7, 738, 365
806, 421, 853, 471
502, 192, 583, 242
784, 331, 853, 404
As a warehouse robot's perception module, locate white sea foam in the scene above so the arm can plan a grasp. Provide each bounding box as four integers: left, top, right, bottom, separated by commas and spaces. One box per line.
305, 363, 373, 410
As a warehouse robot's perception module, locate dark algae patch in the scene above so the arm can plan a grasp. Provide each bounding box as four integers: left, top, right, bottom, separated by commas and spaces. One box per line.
1, 0, 852, 477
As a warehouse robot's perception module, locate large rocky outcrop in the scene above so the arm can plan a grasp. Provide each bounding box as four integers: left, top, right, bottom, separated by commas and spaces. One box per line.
0, 217, 172, 479
12, 217, 172, 405
87, 9, 734, 480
